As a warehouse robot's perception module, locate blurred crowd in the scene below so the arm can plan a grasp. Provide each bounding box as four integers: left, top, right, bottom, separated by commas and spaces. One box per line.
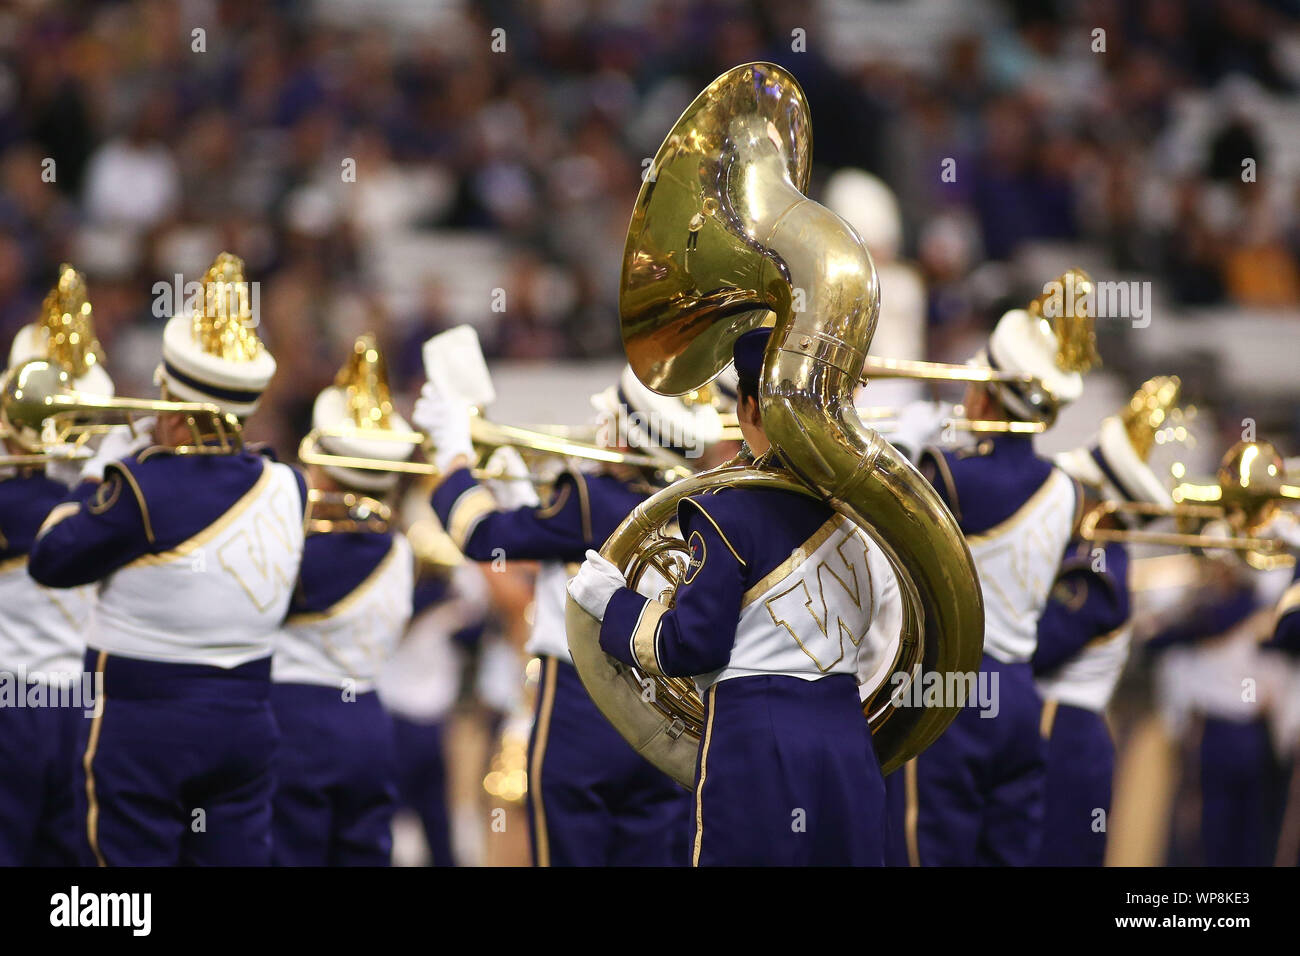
1, 0, 1298, 452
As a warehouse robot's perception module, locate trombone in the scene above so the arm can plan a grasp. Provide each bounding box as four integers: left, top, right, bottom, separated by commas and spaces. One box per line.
298, 412, 690, 483
1077, 441, 1300, 570
857, 356, 1053, 434
0, 359, 243, 457
1077, 499, 1291, 569
710, 357, 1051, 437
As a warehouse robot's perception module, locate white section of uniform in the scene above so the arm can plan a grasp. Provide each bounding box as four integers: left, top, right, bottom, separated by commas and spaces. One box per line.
378, 563, 489, 722
274, 533, 415, 692
531, 559, 671, 662
856, 556, 902, 701
1156, 610, 1281, 734
698, 515, 896, 693
1270, 653, 1300, 761
0, 561, 94, 676
475, 634, 525, 714
1035, 624, 1132, 713
525, 560, 574, 661
91, 460, 305, 668
966, 468, 1077, 664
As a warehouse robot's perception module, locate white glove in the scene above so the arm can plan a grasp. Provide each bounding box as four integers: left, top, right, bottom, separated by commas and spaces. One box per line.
81, 418, 155, 482
43, 442, 86, 489
1198, 518, 1238, 565
884, 400, 951, 461
1259, 512, 1300, 554
567, 549, 627, 621
483, 445, 540, 509
412, 381, 474, 473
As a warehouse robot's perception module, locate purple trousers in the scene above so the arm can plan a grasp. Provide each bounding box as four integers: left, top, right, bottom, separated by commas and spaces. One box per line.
0, 696, 81, 866
527, 655, 690, 866
885, 655, 1046, 866
1036, 701, 1112, 866
74, 650, 277, 866
691, 673, 885, 866
271, 684, 398, 867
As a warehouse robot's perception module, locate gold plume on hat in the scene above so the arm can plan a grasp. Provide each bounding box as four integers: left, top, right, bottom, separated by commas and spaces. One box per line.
1028, 268, 1100, 374
190, 252, 264, 362
1121, 375, 1182, 460
39, 263, 105, 378
335, 333, 394, 430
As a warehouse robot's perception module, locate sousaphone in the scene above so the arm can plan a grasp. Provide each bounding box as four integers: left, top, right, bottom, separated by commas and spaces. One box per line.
565, 63, 985, 785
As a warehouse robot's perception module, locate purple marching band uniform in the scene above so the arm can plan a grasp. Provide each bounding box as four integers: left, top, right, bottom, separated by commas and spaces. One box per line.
29, 447, 307, 866
431, 464, 691, 866
1032, 374, 1185, 866
1147, 574, 1285, 866
577, 328, 898, 867
885, 434, 1081, 866
595, 475, 895, 866
1031, 538, 1130, 866
25, 250, 303, 867
0, 471, 94, 865
1267, 565, 1300, 866
270, 517, 413, 866
1271, 567, 1300, 658
378, 565, 490, 867
1, 264, 110, 866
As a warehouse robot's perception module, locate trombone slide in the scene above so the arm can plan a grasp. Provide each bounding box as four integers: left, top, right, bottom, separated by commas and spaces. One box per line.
860, 356, 1038, 387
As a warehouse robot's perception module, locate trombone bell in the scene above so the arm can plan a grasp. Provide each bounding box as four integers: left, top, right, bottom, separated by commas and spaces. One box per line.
1, 359, 243, 456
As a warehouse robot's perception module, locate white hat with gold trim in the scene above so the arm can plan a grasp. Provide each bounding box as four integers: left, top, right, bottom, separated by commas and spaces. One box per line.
159, 252, 276, 417
590, 365, 724, 467
8, 263, 114, 398
975, 268, 1100, 423
312, 334, 413, 492
1055, 376, 1181, 519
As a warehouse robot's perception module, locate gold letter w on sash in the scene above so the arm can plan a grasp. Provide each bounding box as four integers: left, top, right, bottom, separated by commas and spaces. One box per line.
216, 488, 298, 612
765, 530, 874, 672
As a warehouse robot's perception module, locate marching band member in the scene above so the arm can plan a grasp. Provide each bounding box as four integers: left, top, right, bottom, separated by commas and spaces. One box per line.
0, 266, 107, 865
1142, 443, 1294, 866
378, 551, 491, 867
569, 328, 898, 866
270, 335, 415, 866
412, 347, 721, 867
1146, 555, 1284, 865
28, 252, 306, 866
886, 278, 1094, 866
1032, 376, 1181, 866
1262, 515, 1300, 865
1265, 517, 1300, 657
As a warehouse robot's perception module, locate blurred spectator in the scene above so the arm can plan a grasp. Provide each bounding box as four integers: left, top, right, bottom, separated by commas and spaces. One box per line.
82, 89, 180, 228
0, 0, 1295, 460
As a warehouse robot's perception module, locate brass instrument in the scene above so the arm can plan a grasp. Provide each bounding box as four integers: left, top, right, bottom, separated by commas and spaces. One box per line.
298, 414, 684, 482
564, 62, 985, 785
848, 359, 1061, 435
853, 269, 1098, 435
733, 358, 1051, 434
0, 359, 242, 455
1079, 440, 1298, 570
861, 356, 1039, 387
301, 327, 691, 481
0, 263, 108, 466
858, 403, 1046, 436
304, 488, 391, 534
